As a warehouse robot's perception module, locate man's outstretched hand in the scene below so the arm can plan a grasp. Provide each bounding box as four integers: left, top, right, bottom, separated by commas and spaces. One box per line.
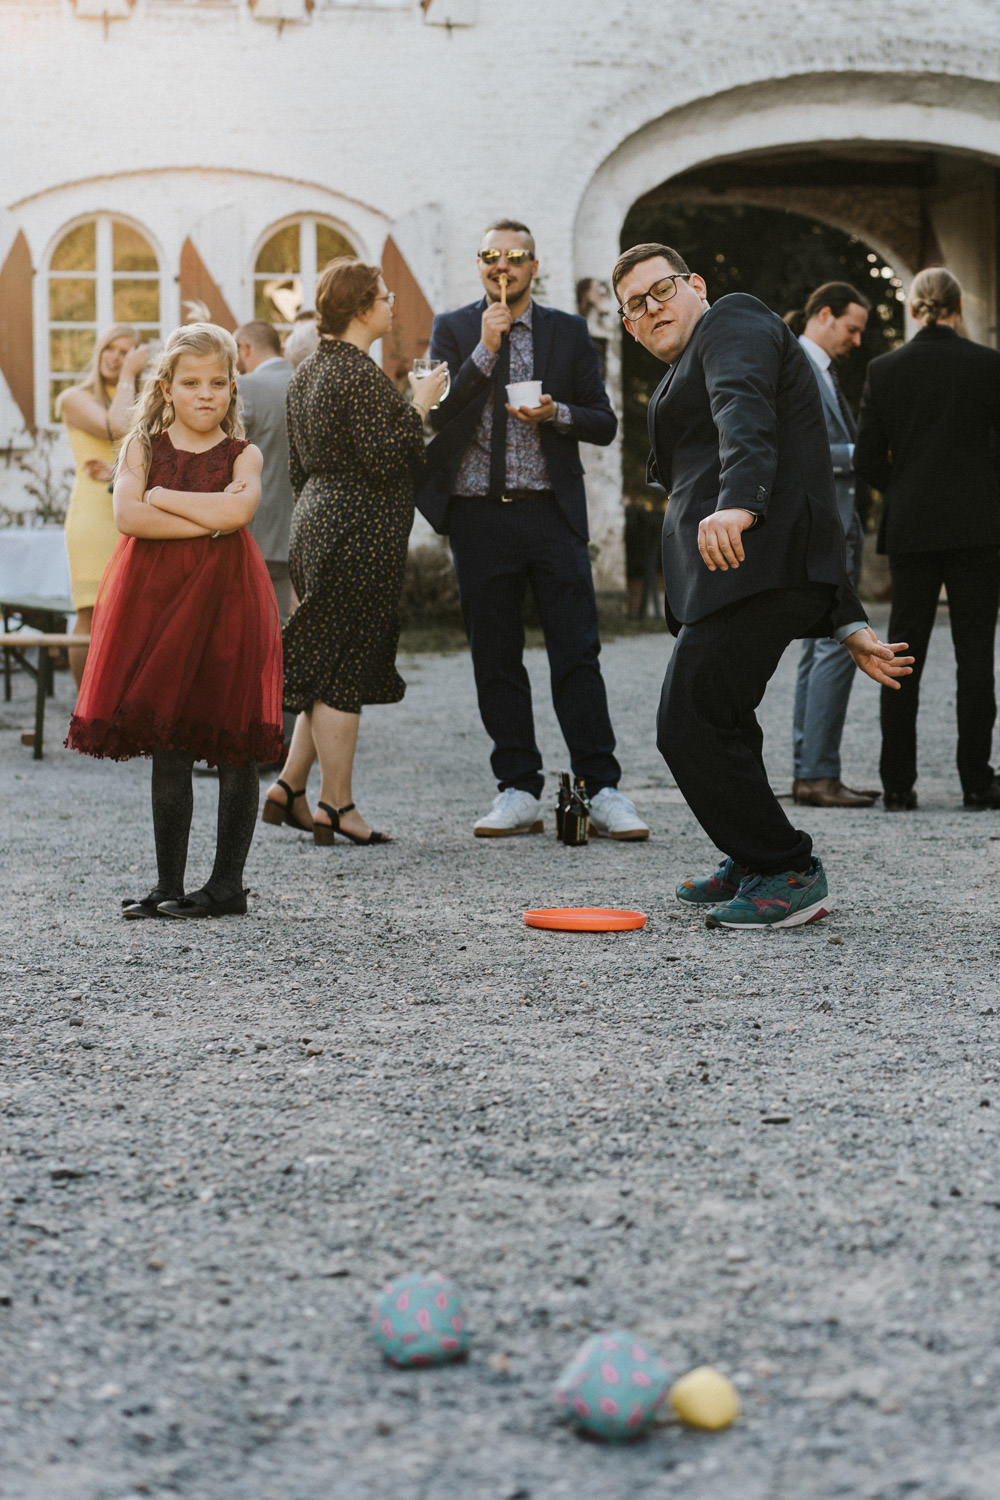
843, 627, 914, 688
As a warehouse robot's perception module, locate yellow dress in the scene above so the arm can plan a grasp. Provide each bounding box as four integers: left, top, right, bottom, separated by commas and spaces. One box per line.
63, 416, 121, 609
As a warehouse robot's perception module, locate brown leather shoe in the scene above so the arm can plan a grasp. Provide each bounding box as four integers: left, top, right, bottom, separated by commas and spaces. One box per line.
842, 783, 881, 801
792, 777, 876, 808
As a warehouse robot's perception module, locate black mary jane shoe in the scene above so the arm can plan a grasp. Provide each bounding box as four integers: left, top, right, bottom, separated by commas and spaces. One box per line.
122, 890, 177, 920
313, 800, 390, 847
261, 778, 312, 832
157, 887, 248, 919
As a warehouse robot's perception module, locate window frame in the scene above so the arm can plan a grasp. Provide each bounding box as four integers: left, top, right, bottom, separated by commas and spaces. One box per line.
250, 214, 359, 332
41, 212, 167, 425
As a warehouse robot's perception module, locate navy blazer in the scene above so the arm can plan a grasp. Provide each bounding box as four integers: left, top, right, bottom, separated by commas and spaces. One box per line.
646, 293, 863, 635
414, 298, 617, 537
854, 324, 1000, 555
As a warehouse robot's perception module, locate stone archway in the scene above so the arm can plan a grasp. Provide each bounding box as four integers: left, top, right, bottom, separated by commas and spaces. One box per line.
575, 73, 1000, 339
572, 73, 1000, 589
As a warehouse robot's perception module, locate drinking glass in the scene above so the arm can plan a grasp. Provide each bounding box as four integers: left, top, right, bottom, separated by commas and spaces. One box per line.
412, 357, 450, 409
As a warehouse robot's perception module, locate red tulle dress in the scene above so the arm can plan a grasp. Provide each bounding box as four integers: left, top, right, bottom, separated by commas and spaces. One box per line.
67, 433, 284, 766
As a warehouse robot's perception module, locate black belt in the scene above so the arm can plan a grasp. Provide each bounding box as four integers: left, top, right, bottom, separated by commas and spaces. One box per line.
456, 490, 554, 505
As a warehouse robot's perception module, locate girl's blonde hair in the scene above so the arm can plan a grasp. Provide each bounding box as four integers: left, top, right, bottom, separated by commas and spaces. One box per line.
55, 322, 138, 416
909, 267, 962, 325
124, 322, 243, 472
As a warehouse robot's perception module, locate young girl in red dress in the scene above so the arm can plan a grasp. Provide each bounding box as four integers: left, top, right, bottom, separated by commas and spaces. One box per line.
67, 323, 283, 919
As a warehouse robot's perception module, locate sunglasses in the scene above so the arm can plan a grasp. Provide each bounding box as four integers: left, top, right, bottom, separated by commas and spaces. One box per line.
478, 248, 532, 266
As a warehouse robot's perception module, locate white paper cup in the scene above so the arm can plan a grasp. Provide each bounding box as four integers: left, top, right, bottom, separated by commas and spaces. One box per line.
506, 380, 543, 408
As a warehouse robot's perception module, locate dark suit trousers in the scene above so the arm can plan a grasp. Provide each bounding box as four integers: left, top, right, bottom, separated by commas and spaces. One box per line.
449, 495, 620, 797
880, 547, 1000, 798
658, 585, 836, 874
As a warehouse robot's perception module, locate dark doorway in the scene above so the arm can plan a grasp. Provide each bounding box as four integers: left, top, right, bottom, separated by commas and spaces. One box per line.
617, 201, 906, 615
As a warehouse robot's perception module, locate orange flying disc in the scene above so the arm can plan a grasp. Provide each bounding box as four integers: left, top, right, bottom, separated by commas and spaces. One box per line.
523, 907, 647, 932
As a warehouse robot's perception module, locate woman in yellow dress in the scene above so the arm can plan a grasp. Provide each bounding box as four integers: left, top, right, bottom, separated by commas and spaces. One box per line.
58, 323, 149, 685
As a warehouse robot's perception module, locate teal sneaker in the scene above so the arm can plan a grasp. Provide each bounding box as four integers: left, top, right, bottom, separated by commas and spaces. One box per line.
676, 855, 747, 905
704, 857, 832, 930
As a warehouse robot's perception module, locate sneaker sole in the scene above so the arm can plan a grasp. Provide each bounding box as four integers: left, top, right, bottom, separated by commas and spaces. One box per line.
473, 821, 545, 838
706, 897, 833, 930
676, 888, 738, 905
590, 826, 650, 841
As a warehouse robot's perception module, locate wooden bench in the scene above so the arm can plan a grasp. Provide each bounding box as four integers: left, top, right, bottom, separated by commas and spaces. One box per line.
0, 633, 89, 759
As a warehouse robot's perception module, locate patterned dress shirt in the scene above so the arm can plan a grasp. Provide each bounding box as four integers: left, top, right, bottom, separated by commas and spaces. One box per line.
453, 301, 573, 496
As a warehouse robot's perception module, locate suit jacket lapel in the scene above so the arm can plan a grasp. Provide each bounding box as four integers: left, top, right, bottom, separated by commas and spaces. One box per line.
816, 372, 845, 436
530, 300, 554, 381
648, 364, 676, 450
809, 356, 855, 441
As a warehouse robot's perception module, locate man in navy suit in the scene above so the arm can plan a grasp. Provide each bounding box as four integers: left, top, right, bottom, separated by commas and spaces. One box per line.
789, 283, 878, 809
612, 242, 911, 928
417, 219, 648, 840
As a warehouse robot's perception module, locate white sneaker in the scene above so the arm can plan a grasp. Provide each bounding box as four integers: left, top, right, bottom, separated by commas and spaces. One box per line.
588, 786, 650, 841
473, 788, 545, 838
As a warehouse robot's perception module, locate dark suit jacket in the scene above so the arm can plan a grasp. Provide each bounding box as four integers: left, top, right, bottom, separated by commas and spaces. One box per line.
647, 293, 862, 635
414, 298, 617, 537
854, 324, 1000, 555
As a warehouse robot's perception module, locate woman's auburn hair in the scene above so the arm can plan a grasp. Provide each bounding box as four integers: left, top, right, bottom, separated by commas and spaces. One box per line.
123, 322, 243, 474
315, 258, 382, 338
55, 322, 139, 417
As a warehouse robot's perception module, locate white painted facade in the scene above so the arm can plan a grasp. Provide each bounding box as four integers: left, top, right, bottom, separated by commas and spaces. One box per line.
1, 0, 998, 582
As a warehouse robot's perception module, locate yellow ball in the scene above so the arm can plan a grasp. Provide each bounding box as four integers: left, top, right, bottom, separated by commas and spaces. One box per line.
669, 1366, 740, 1430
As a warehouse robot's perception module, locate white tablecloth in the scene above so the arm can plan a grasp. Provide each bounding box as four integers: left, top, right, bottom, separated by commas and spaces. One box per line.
0, 527, 72, 601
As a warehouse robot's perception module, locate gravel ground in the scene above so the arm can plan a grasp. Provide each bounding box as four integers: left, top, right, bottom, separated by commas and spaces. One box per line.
2, 605, 999, 1500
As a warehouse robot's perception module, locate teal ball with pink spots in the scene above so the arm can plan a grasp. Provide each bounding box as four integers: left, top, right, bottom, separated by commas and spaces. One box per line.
371, 1272, 470, 1367
554, 1330, 672, 1441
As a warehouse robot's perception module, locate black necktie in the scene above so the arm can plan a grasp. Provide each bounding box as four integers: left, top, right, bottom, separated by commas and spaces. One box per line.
829, 363, 857, 440
488, 335, 511, 499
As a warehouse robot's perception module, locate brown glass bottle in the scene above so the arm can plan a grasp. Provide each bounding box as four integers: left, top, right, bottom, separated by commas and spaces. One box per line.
562, 777, 590, 846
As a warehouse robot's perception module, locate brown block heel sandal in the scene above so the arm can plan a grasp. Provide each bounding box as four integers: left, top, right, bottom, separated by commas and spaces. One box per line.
261, 778, 311, 832
313, 801, 390, 847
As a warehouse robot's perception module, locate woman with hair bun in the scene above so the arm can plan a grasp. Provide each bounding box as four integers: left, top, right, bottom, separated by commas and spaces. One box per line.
855, 267, 1000, 810
263, 257, 447, 846
57, 323, 148, 684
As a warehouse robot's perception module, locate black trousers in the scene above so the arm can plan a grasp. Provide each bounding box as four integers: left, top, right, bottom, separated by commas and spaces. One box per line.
657, 585, 836, 875
880, 547, 1000, 798
449, 495, 620, 798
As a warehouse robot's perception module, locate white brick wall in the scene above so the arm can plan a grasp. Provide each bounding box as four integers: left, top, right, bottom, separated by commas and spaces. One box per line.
2, 0, 998, 578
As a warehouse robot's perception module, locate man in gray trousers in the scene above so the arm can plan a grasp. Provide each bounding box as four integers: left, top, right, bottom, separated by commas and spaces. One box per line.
236, 320, 297, 762
788, 282, 878, 808
235, 320, 296, 621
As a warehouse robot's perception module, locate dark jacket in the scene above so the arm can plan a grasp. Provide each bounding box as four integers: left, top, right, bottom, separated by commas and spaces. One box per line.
854, 324, 1000, 554
414, 298, 616, 537
646, 293, 862, 634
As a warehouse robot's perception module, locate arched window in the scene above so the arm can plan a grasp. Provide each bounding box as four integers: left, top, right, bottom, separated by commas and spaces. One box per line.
47, 216, 161, 419
253, 218, 356, 328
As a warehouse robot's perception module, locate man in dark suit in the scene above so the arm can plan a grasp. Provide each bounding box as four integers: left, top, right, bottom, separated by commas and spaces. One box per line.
417, 218, 648, 840
855, 265, 1000, 811
612, 242, 911, 929
789, 282, 878, 809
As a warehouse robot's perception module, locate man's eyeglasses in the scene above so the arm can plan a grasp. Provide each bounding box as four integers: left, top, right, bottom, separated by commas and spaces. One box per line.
478, 248, 532, 266
618, 273, 691, 321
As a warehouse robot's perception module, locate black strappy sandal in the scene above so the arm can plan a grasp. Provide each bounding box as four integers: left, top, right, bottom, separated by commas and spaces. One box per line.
313, 801, 390, 847
261, 778, 311, 832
